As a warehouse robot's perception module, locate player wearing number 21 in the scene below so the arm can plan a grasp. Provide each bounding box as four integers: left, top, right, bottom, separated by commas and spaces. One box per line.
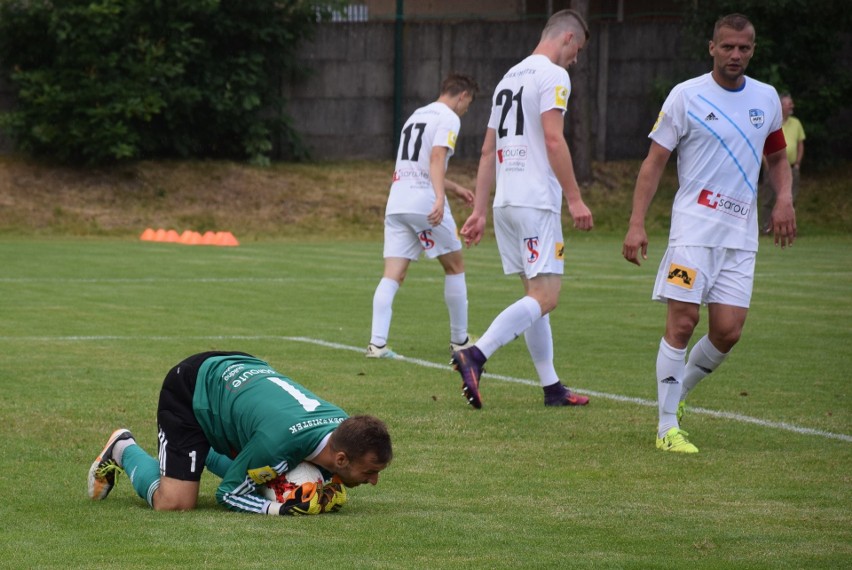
453, 10, 593, 410
88, 352, 392, 515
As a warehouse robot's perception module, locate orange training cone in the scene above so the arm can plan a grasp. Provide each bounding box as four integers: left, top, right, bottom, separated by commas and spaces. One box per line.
140, 228, 155, 241
216, 231, 239, 247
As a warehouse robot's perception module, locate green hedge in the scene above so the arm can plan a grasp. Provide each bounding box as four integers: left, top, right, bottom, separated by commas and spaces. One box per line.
0, 0, 339, 165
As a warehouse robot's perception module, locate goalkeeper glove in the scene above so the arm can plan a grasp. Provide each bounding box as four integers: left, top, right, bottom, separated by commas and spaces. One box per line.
319, 476, 348, 513
277, 482, 322, 516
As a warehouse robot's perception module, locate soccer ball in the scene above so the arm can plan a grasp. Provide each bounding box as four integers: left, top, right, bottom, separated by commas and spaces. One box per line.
258, 461, 324, 502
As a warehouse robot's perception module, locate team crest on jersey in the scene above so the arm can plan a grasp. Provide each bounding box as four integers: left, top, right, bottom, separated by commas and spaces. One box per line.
247, 465, 279, 484
524, 236, 540, 263
748, 109, 765, 129
447, 130, 457, 150
555, 242, 564, 260
666, 264, 696, 289
555, 86, 568, 107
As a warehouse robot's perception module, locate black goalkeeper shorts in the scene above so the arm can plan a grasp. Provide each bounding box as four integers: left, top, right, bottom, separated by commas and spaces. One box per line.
156, 351, 251, 481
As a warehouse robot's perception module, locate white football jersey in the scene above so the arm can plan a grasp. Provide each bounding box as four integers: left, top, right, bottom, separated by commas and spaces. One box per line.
489, 54, 571, 214
650, 73, 784, 251
386, 101, 460, 216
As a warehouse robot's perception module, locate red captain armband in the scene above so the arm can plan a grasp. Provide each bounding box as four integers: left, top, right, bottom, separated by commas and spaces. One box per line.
763, 129, 786, 156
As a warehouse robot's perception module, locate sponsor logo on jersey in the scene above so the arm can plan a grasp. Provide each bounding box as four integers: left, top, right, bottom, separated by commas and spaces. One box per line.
651, 111, 665, 133
697, 189, 750, 219
497, 145, 527, 164
524, 236, 540, 263
392, 168, 430, 183
418, 229, 435, 250
224, 366, 277, 392
289, 416, 347, 435
705, 112, 718, 121
248, 465, 278, 484
666, 264, 696, 289
447, 130, 457, 150
555, 85, 568, 107
555, 242, 564, 260
749, 108, 765, 129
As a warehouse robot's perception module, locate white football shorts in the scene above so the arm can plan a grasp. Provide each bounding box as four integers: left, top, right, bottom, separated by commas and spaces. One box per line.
493, 206, 564, 278
652, 245, 755, 308
383, 212, 462, 260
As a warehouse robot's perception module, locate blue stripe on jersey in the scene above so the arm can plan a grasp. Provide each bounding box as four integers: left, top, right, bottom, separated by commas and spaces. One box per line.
687, 110, 756, 196
697, 94, 761, 168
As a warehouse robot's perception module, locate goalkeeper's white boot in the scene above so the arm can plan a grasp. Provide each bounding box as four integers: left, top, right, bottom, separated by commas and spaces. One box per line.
87, 428, 134, 500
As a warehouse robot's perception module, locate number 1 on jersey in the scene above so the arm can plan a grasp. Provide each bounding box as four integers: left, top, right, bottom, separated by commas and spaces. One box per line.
268, 377, 321, 412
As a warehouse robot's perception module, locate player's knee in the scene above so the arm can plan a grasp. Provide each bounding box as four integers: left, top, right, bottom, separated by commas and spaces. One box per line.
710, 327, 742, 352
152, 486, 198, 511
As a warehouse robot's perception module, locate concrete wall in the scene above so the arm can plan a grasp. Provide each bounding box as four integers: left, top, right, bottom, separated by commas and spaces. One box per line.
281, 20, 703, 161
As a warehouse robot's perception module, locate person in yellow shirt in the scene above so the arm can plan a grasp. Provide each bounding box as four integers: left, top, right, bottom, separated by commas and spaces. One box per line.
761, 93, 805, 232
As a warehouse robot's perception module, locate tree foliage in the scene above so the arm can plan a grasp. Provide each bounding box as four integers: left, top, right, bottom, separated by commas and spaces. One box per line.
0, 0, 339, 165
676, 0, 852, 165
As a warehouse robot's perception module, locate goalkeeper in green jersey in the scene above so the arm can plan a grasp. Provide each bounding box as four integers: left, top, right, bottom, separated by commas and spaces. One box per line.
87, 351, 393, 516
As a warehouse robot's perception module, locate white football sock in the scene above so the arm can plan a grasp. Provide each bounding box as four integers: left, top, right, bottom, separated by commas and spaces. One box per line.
370, 277, 399, 346
444, 273, 469, 345
524, 314, 559, 387
477, 296, 542, 359
681, 334, 728, 400
656, 337, 686, 438
112, 437, 136, 467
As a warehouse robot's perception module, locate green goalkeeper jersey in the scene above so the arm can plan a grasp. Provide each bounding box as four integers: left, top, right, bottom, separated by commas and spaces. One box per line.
193, 354, 348, 513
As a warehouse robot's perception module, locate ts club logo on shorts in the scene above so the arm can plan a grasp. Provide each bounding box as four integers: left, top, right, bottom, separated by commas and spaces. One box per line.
555, 242, 564, 260
697, 189, 750, 220
418, 229, 435, 250
667, 263, 696, 289
524, 236, 540, 263
555, 86, 568, 107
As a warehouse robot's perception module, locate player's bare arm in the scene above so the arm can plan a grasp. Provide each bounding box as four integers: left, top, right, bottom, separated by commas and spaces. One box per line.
764, 148, 797, 248
428, 146, 449, 226
444, 178, 474, 207
541, 109, 593, 231
623, 141, 671, 266
461, 128, 497, 247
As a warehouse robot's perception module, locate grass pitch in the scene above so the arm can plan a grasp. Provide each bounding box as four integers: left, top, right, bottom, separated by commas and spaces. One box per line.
0, 234, 849, 569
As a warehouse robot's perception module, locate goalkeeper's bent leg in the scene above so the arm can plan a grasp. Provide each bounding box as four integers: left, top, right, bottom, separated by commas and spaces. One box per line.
121, 444, 161, 508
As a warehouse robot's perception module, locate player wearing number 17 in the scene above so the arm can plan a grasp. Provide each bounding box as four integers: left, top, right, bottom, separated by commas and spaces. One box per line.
367, 73, 479, 360
454, 10, 593, 409
87, 352, 392, 515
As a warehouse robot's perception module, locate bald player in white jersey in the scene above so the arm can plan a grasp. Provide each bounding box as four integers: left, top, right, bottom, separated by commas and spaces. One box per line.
623, 13, 797, 453
367, 73, 479, 359
452, 10, 594, 410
